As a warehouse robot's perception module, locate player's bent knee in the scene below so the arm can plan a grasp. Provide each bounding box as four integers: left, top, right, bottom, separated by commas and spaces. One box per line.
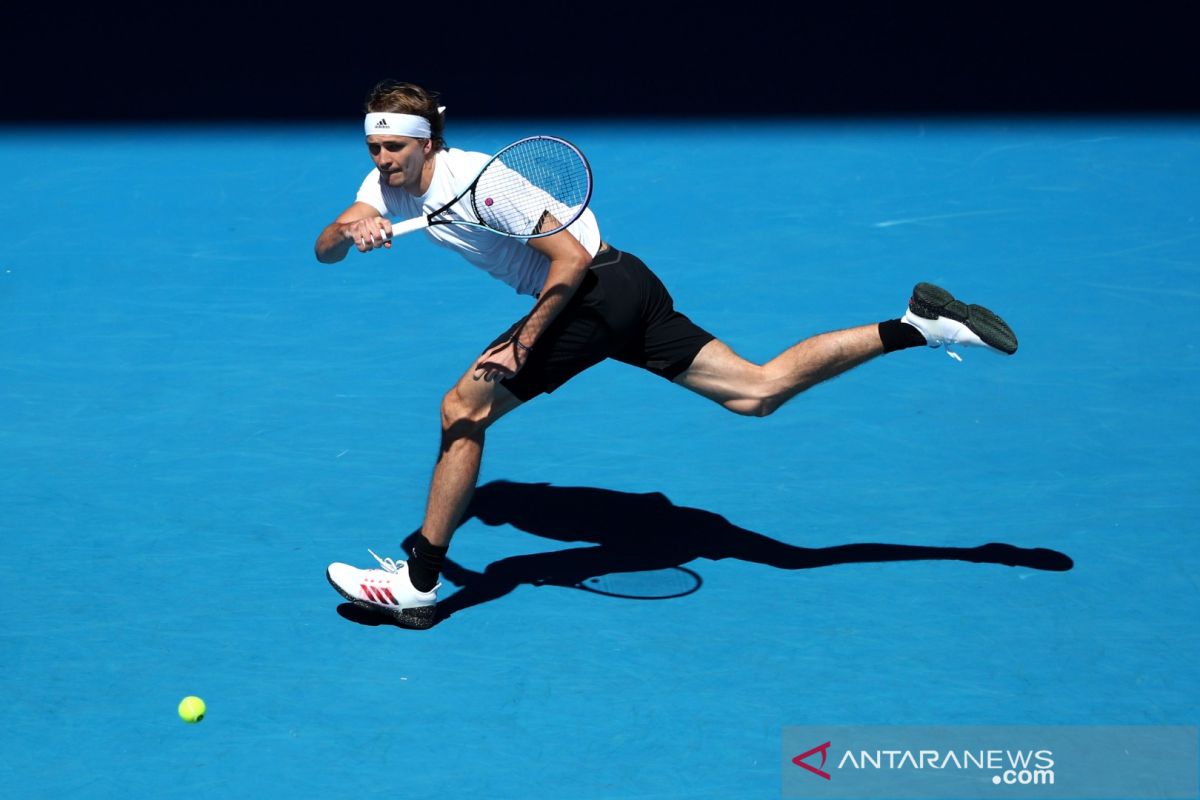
694, 364, 788, 418
723, 396, 774, 417
440, 386, 488, 440
720, 382, 787, 417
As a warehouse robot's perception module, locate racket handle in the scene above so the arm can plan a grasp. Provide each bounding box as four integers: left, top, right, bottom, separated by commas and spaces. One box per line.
388, 215, 431, 238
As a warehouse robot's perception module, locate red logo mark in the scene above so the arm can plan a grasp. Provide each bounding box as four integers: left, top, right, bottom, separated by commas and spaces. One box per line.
792, 741, 832, 780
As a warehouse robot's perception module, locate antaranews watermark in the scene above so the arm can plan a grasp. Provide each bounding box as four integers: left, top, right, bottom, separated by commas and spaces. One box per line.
782, 726, 1197, 799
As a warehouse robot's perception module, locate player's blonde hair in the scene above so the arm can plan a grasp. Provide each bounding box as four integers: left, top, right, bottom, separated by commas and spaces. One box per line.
365, 80, 446, 151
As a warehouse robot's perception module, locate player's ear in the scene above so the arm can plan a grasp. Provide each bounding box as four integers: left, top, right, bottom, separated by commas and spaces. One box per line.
422, 138, 434, 156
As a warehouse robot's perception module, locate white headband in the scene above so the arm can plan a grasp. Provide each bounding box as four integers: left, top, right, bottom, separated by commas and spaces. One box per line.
364, 107, 446, 138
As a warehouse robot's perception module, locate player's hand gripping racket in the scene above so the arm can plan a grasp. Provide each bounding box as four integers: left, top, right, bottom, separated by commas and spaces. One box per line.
388, 135, 593, 240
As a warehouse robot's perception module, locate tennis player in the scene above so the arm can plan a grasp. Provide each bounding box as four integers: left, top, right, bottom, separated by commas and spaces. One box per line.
317, 80, 1019, 629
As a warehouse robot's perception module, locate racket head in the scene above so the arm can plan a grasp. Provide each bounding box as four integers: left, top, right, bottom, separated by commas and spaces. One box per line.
468, 136, 593, 238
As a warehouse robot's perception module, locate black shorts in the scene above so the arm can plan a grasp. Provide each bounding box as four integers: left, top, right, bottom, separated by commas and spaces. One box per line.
488, 247, 715, 401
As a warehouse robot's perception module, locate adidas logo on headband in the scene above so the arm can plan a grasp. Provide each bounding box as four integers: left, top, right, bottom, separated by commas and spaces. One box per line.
363, 111, 438, 138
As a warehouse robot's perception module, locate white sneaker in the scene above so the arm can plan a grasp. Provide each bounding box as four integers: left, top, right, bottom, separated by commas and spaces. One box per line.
327, 549, 440, 629
901, 282, 1018, 362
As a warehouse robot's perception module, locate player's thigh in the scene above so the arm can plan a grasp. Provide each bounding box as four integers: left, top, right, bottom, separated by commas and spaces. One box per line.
671, 339, 764, 405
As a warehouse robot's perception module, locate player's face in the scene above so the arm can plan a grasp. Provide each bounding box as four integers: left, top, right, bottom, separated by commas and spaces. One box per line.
367, 135, 432, 191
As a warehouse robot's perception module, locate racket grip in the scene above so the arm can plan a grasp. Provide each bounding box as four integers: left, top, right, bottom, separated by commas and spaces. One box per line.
388, 216, 431, 238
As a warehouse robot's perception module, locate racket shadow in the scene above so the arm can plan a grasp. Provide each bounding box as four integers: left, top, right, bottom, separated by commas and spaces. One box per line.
404, 480, 1073, 625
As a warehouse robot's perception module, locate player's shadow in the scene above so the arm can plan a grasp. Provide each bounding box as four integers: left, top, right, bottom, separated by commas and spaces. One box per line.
335, 479, 1073, 628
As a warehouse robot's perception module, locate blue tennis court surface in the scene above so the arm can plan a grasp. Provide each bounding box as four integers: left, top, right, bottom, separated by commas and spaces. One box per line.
2, 119, 1197, 797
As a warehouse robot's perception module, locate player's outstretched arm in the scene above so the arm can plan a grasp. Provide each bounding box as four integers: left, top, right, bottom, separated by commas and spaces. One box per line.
315, 202, 394, 263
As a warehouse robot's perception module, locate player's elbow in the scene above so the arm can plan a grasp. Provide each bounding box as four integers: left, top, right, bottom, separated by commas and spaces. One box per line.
315, 223, 352, 264
558, 250, 592, 273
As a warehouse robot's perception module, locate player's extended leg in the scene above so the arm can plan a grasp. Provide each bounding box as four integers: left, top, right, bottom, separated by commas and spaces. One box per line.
674, 325, 888, 416
326, 361, 523, 629
674, 282, 1018, 415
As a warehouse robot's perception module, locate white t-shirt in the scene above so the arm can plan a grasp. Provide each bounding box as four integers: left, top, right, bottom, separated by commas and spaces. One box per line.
355, 148, 602, 297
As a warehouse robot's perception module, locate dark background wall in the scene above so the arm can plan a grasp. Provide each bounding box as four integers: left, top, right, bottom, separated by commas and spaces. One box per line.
4, 2, 1197, 121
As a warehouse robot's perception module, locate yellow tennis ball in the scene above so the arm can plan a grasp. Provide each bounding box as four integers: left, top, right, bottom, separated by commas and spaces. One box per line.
178, 696, 206, 724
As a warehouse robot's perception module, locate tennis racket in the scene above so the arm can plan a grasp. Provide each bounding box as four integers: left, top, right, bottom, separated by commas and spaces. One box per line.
388, 135, 593, 240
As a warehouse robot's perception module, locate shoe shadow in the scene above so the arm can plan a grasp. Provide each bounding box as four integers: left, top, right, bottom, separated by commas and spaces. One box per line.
336, 479, 1071, 628
336, 603, 395, 626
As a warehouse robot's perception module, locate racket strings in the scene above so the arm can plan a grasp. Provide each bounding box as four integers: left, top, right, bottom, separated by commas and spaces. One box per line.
473, 137, 591, 236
